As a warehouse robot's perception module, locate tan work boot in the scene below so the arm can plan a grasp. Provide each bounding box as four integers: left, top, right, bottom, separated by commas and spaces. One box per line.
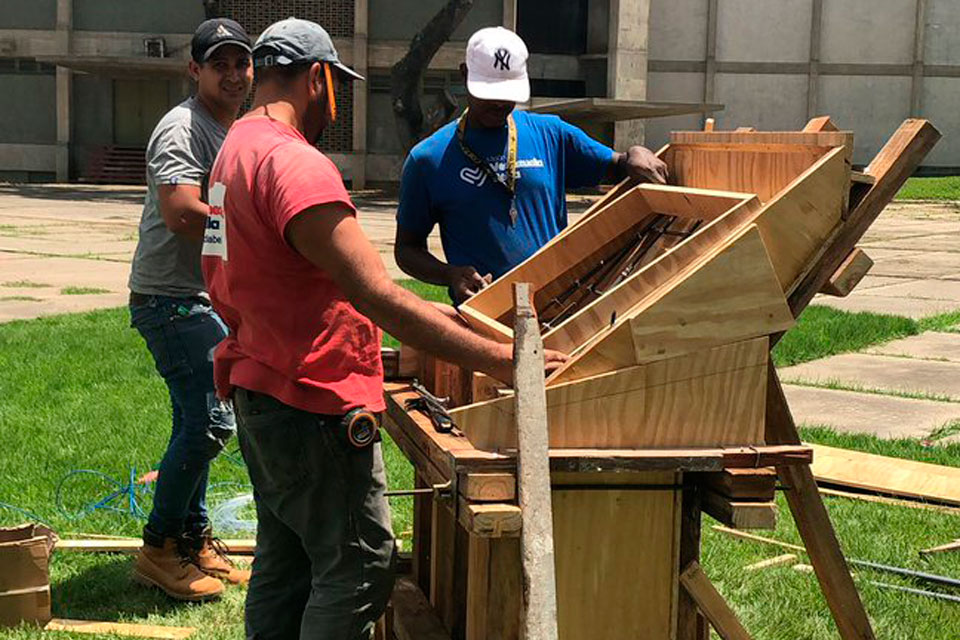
133, 533, 224, 601
182, 528, 251, 585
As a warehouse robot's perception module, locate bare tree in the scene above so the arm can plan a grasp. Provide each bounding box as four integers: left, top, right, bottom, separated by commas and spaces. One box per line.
203, 0, 220, 19
390, 0, 474, 154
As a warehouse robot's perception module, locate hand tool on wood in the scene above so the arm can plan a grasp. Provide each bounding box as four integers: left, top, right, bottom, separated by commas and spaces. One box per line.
405, 380, 458, 434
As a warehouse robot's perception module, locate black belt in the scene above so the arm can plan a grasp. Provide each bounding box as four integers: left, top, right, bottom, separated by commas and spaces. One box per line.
129, 292, 209, 307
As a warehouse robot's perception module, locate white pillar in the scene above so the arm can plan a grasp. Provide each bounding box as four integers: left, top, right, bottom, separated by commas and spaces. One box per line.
502, 0, 517, 30
352, 0, 369, 189
607, 0, 650, 148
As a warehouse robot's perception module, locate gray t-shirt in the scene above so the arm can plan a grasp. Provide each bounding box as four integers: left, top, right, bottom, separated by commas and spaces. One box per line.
128, 97, 226, 297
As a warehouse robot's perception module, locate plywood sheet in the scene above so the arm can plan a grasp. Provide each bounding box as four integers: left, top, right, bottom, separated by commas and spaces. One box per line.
542, 196, 763, 355
553, 472, 680, 640
809, 444, 960, 507
751, 146, 850, 293
665, 143, 836, 204
451, 338, 769, 451
550, 225, 792, 383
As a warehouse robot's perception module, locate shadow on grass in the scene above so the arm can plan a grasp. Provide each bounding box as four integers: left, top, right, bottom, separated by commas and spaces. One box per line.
52, 555, 191, 621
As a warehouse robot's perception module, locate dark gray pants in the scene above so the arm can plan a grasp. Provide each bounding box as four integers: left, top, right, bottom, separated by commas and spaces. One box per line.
234, 388, 396, 640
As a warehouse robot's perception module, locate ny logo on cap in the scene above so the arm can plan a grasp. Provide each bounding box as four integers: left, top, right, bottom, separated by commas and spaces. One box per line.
215, 24, 233, 38
493, 48, 511, 71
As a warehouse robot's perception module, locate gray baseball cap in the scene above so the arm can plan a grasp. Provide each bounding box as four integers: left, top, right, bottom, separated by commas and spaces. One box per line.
252, 17, 364, 81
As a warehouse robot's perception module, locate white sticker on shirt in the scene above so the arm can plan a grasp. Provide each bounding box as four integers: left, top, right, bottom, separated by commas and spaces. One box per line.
202, 181, 228, 261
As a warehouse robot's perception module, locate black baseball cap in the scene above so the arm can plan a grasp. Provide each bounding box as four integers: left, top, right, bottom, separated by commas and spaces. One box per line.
191, 18, 253, 63
253, 18, 364, 81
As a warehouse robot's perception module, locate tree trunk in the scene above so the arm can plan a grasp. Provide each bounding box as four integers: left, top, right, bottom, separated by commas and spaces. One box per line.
203, 0, 220, 19
390, 0, 474, 155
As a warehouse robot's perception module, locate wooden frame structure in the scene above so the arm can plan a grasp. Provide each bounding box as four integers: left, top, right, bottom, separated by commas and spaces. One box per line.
382, 117, 941, 640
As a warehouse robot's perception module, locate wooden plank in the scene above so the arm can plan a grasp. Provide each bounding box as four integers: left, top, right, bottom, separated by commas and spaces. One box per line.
399, 344, 422, 378
679, 562, 754, 640
512, 283, 559, 640
850, 171, 876, 185
803, 116, 838, 132
553, 472, 680, 640
713, 525, 805, 553
787, 119, 940, 318
462, 186, 656, 324
809, 443, 960, 507
459, 473, 516, 502
392, 577, 452, 640
566, 177, 635, 230
700, 468, 777, 501
547, 224, 792, 382
430, 496, 459, 632
819, 487, 960, 516
54, 539, 254, 555
820, 248, 873, 297
452, 338, 769, 451
744, 554, 799, 571
702, 491, 778, 530
750, 146, 850, 293
412, 473, 433, 597
542, 194, 763, 356
44, 619, 195, 639
457, 498, 522, 537
677, 484, 710, 640
465, 536, 491, 640
765, 364, 876, 640
670, 130, 852, 148
471, 372, 509, 403
458, 305, 512, 344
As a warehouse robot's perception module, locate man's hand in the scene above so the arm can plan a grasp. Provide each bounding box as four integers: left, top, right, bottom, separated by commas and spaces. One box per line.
485, 346, 569, 386
621, 146, 669, 184
447, 265, 493, 304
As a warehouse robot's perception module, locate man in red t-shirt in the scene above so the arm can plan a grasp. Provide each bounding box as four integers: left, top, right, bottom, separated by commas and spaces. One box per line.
202, 18, 566, 639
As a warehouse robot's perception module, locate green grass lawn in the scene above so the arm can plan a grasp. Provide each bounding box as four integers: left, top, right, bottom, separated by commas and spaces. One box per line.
896, 176, 960, 201
1, 292, 959, 638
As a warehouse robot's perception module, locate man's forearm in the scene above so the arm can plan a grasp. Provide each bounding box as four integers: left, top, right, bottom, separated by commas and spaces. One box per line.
356, 279, 510, 380
395, 244, 453, 287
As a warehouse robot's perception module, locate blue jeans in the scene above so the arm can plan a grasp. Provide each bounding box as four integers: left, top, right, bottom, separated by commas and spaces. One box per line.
130, 294, 236, 538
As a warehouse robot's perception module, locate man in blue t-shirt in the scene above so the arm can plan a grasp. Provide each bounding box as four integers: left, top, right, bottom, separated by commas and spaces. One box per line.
396, 27, 669, 303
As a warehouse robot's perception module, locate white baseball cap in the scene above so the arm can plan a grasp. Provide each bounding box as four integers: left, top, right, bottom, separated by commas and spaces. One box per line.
465, 27, 530, 103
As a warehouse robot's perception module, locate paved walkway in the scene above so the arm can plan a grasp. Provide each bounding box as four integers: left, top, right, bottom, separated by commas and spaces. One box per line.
2, 184, 960, 444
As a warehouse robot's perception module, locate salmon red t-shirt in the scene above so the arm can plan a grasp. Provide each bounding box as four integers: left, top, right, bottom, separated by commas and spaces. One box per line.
202, 116, 384, 414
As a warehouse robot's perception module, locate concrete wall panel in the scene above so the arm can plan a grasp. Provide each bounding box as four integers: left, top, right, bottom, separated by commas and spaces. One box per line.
74, 0, 204, 34
643, 71, 705, 151
369, 0, 501, 42
648, 0, 706, 62
820, 0, 915, 65
0, 75, 56, 144
925, 0, 960, 65
0, 143, 56, 172
713, 73, 808, 131
819, 75, 911, 164
0, 0, 56, 30
919, 77, 960, 167
716, 0, 811, 63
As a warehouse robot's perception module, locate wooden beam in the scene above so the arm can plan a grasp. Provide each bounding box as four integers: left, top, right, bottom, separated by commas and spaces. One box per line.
677, 484, 710, 640
512, 283, 560, 640
457, 498, 522, 538
787, 119, 941, 318
392, 578, 452, 640
803, 116, 837, 132
459, 472, 517, 502
819, 248, 874, 297
702, 491, 778, 530
765, 364, 876, 640
44, 619, 195, 639
700, 468, 777, 501
680, 562, 754, 640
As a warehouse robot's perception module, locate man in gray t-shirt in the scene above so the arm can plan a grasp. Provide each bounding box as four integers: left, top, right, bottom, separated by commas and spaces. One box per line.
128, 18, 253, 603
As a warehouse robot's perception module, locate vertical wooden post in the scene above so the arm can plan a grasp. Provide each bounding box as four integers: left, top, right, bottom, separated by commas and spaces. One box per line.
677, 482, 710, 640
412, 473, 433, 597
765, 364, 876, 640
513, 283, 559, 640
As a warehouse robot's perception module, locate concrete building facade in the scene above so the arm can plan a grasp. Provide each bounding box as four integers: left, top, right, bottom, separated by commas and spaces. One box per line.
0, 0, 956, 185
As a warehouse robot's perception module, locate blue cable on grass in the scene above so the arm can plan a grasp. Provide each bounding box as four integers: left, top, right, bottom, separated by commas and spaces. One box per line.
55, 466, 154, 521
0, 501, 48, 525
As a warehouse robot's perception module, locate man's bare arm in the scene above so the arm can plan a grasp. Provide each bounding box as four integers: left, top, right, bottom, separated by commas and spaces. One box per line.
288, 204, 567, 383
157, 184, 209, 239
395, 227, 492, 304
